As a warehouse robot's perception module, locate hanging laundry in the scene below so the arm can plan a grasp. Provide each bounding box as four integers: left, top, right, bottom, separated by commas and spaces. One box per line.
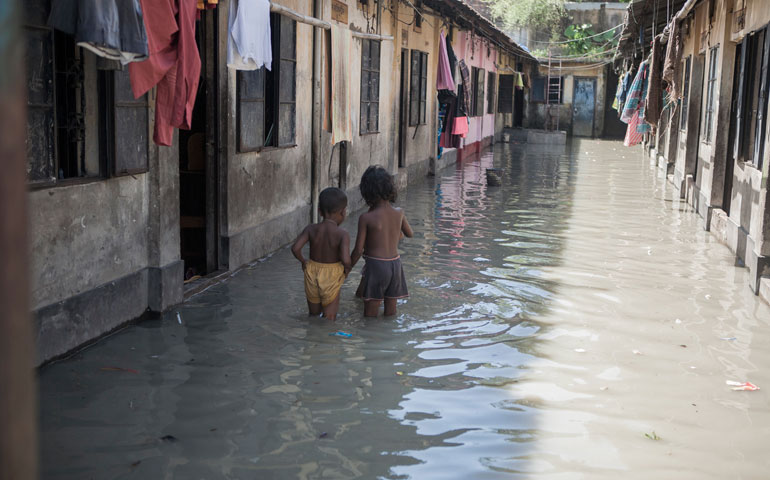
514, 72, 524, 90
621, 61, 648, 124
616, 70, 633, 113
612, 80, 622, 111
129, 0, 201, 146
522, 72, 530, 89
436, 31, 455, 91
227, 0, 272, 71
662, 19, 683, 100
446, 38, 458, 81
645, 36, 664, 127
48, 0, 149, 64
198, 0, 218, 9
458, 59, 472, 115
438, 90, 460, 149
330, 24, 352, 144
624, 110, 644, 146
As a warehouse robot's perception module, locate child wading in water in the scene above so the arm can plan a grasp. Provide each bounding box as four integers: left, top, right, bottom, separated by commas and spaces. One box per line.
291, 187, 351, 321
351, 166, 413, 317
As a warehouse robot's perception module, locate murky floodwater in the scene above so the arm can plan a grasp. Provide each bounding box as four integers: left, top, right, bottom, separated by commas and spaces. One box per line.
40, 139, 770, 479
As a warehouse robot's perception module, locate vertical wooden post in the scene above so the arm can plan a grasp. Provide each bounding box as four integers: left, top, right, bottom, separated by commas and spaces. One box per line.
0, 0, 37, 478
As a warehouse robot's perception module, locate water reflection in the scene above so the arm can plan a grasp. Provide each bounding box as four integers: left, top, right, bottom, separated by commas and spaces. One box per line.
40, 140, 770, 479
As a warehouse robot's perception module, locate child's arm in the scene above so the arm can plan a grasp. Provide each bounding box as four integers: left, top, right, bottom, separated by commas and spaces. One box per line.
340, 231, 352, 276
291, 226, 310, 269
350, 216, 367, 268
401, 212, 414, 238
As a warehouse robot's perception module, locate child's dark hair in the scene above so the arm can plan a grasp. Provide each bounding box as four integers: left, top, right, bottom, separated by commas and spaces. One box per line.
319, 187, 348, 215
360, 165, 396, 207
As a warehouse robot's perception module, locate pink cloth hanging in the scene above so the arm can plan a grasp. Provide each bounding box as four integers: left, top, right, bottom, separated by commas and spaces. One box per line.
436, 31, 455, 91
624, 110, 643, 146
452, 116, 468, 137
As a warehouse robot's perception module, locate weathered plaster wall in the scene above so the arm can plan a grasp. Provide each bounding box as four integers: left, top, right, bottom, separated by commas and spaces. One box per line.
29, 176, 149, 309
223, 0, 314, 269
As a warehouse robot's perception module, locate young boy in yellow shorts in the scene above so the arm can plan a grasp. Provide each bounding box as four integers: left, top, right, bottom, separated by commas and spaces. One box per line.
291, 187, 351, 320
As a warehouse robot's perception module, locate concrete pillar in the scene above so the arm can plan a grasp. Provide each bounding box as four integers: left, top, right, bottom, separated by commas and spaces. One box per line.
0, 1, 38, 477
147, 125, 184, 311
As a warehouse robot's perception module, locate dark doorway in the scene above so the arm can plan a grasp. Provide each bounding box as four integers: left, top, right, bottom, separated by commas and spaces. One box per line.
398, 49, 408, 168
724, 43, 744, 214
514, 89, 524, 127
514, 62, 524, 127
180, 10, 218, 281
603, 67, 627, 138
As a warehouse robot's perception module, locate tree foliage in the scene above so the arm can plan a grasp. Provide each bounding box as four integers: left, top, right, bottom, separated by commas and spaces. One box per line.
563, 24, 618, 57
486, 0, 566, 35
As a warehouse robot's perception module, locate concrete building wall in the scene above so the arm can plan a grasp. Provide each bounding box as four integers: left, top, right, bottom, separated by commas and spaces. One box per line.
639, 0, 770, 297
532, 63, 605, 137
30, 94, 182, 364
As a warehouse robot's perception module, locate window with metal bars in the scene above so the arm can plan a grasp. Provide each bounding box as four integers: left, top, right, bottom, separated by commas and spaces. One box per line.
703, 46, 719, 142
548, 76, 563, 104
360, 39, 380, 134
487, 72, 496, 114
680, 56, 691, 131
732, 26, 769, 169
237, 13, 297, 151
24, 0, 148, 186
409, 50, 428, 125
471, 67, 485, 117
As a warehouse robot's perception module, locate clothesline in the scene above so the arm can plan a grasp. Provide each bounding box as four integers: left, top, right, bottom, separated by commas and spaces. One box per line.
529, 24, 624, 45
270, 2, 394, 41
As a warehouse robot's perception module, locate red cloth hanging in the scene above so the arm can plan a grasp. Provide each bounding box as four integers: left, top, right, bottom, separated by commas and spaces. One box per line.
129, 0, 201, 146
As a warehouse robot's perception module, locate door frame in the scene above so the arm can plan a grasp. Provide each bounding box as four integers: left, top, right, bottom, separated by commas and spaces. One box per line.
203, 9, 220, 274
572, 76, 596, 137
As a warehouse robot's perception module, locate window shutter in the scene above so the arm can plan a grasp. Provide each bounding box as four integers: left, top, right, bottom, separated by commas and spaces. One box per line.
409, 50, 419, 125
733, 37, 749, 161
475, 68, 485, 116
752, 26, 770, 168
25, 21, 56, 184
113, 68, 149, 175
487, 72, 495, 114
370, 41, 380, 131
277, 16, 297, 146
498, 74, 513, 113
237, 68, 265, 152
420, 52, 428, 123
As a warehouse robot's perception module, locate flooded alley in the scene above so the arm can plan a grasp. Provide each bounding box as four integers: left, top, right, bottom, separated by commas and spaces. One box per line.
40, 139, 770, 479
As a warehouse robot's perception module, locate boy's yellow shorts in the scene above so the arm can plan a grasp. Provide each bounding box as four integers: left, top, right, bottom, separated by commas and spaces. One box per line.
303, 260, 345, 306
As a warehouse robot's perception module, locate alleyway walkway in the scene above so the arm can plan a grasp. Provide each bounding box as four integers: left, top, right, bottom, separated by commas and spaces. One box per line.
40, 140, 770, 479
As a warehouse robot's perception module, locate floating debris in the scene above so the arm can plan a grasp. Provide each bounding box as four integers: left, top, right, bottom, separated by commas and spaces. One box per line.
720, 337, 737, 341
329, 331, 352, 338
319, 432, 328, 439
644, 431, 661, 441
726, 381, 760, 391
574, 348, 586, 353
159, 435, 178, 443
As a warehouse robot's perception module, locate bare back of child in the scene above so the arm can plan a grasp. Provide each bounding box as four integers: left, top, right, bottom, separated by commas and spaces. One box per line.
351, 166, 413, 317
292, 188, 351, 320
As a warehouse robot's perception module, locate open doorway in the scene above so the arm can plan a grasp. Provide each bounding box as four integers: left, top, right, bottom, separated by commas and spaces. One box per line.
180, 10, 219, 282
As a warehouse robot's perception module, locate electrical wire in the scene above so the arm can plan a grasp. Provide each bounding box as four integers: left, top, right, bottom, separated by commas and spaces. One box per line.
529, 24, 623, 45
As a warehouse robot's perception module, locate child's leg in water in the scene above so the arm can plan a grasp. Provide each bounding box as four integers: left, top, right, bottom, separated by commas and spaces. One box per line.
307, 301, 322, 316
322, 294, 341, 320
355, 278, 364, 298
384, 298, 397, 316
364, 300, 380, 317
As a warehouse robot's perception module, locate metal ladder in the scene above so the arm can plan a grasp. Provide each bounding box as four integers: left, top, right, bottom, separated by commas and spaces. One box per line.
546, 52, 562, 131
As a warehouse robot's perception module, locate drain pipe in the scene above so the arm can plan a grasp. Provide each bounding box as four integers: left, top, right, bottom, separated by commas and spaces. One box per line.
310, 0, 323, 224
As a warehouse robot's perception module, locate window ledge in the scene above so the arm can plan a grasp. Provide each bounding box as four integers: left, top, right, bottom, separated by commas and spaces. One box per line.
28, 175, 110, 191
360, 131, 380, 136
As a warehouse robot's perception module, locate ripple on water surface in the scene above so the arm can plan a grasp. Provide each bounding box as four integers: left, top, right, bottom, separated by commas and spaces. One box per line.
40, 140, 770, 479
